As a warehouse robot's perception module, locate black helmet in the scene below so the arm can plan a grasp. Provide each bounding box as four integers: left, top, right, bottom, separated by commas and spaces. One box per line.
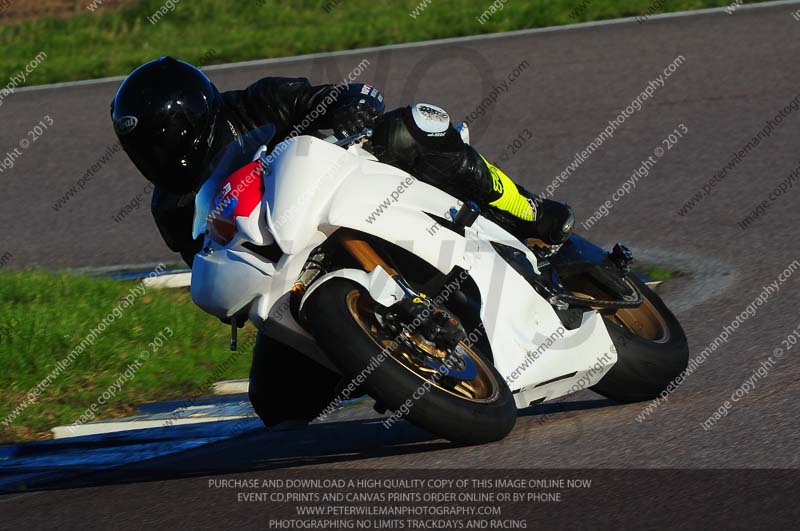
111, 56, 221, 194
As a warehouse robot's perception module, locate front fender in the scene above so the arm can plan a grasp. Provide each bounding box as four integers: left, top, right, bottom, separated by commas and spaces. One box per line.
299, 266, 406, 312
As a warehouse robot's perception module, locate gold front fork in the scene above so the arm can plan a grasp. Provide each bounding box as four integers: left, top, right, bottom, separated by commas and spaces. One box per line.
290, 231, 399, 321
336, 232, 398, 276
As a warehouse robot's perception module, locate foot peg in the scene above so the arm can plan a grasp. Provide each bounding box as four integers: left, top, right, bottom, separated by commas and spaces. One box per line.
548, 296, 570, 311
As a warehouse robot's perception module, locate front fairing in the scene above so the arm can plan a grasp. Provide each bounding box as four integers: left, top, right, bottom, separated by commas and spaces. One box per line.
193, 124, 276, 239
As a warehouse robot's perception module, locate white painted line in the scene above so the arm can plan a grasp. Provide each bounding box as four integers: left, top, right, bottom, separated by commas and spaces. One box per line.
51, 415, 253, 439
212, 379, 249, 395
14, 74, 127, 92
12, 0, 799, 94
142, 271, 191, 289
64, 262, 177, 275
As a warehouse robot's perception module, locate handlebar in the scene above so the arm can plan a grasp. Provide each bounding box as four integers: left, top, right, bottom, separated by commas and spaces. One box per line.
325, 128, 373, 148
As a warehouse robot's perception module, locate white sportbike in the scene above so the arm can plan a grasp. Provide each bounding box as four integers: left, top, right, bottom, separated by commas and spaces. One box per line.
190, 123, 688, 444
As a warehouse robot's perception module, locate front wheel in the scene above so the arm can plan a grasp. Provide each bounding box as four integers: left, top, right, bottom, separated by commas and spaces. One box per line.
591, 274, 690, 402
303, 279, 517, 445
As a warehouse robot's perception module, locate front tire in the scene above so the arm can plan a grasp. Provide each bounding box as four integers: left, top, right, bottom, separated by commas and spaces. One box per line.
304, 279, 517, 445
591, 275, 689, 402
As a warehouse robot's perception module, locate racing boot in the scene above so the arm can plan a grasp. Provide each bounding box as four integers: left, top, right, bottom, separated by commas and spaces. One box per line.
479, 157, 575, 248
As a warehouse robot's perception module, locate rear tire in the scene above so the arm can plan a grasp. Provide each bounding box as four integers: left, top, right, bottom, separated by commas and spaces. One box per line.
304, 279, 517, 445
591, 275, 689, 403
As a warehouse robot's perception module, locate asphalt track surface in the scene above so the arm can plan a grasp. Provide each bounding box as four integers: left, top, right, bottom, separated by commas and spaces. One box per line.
3, 2, 800, 528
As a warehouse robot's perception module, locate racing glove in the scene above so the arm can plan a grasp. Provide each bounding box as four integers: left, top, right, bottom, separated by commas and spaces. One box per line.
331, 84, 385, 138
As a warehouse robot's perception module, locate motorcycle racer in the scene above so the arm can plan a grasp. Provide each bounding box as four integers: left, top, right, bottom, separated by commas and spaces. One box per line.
109, 56, 575, 427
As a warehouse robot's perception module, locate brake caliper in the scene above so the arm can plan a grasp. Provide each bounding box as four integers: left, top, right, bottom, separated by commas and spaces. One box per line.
386, 294, 466, 351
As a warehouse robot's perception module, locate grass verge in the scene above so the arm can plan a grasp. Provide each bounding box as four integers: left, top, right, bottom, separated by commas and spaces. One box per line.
1, 0, 768, 85
639, 267, 679, 281
0, 270, 254, 443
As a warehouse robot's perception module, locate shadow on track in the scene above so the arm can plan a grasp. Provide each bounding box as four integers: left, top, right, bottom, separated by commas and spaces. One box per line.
0, 398, 615, 494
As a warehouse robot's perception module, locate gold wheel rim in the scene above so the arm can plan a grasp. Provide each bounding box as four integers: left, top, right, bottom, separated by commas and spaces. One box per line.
564, 279, 670, 343
346, 290, 500, 404
608, 296, 670, 343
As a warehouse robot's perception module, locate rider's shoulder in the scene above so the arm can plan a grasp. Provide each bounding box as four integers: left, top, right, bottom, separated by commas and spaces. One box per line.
151, 185, 195, 213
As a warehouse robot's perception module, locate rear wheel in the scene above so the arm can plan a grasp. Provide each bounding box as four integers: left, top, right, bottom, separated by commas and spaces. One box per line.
304, 279, 517, 444
591, 275, 689, 402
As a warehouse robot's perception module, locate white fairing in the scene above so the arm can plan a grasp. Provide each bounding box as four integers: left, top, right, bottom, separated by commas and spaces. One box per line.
264, 136, 362, 254
191, 134, 617, 409
190, 247, 276, 319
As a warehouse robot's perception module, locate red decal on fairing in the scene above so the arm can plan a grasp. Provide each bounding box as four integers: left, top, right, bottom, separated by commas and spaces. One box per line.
218, 160, 264, 218
208, 160, 264, 245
